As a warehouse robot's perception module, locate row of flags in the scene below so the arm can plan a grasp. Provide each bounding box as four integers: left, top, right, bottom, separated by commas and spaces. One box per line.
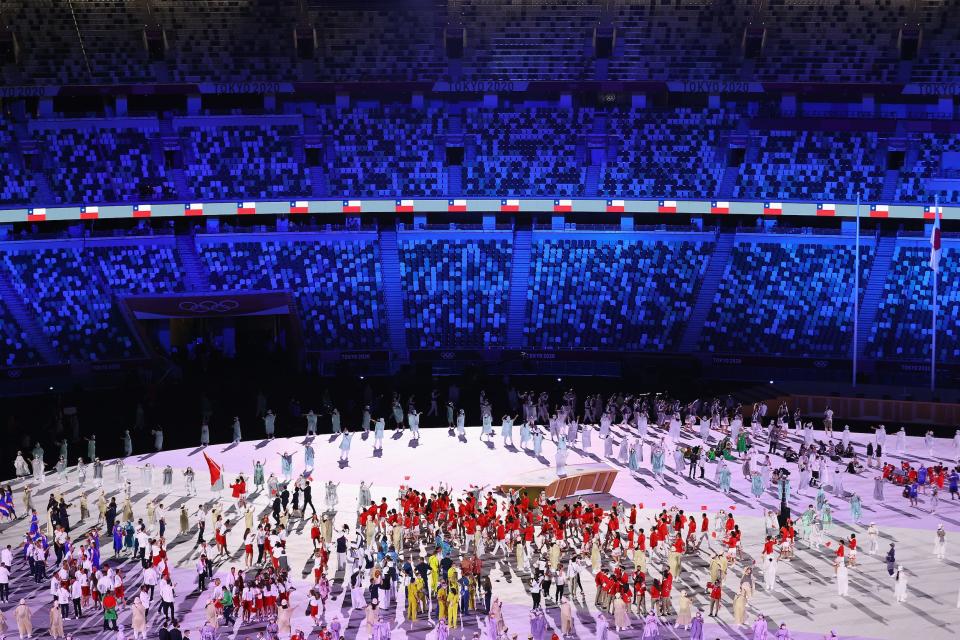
21, 200, 946, 223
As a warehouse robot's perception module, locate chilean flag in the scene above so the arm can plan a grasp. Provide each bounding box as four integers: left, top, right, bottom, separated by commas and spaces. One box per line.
763, 202, 783, 215
289, 201, 309, 214
710, 201, 730, 214
80, 206, 99, 220
658, 200, 677, 213
606, 199, 625, 213
930, 207, 942, 273
26, 208, 46, 222
553, 199, 572, 213
184, 203, 204, 216
237, 201, 256, 215
395, 199, 415, 213
816, 203, 836, 217
448, 199, 467, 212
500, 199, 520, 212
133, 204, 152, 218
923, 205, 940, 221
869, 204, 888, 218
342, 200, 362, 213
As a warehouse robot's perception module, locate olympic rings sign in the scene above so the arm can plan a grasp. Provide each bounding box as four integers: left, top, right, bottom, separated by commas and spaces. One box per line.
177, 299, 241, 314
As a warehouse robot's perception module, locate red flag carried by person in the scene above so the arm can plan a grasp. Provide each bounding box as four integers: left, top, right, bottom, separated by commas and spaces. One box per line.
203, 452, 222, 487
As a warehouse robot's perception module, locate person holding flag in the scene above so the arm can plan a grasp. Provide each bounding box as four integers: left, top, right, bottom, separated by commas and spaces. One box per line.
203, 453, 224, 491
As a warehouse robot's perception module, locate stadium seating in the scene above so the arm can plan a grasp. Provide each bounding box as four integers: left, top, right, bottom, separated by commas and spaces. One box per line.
71, 0, 154, 84
152, 0, 299, 82
0, 104, 955, 206
318, 107, 448, 197
1, 248, 140, 362
463, 107, 587, 197
399, 237, 512, 348
34, 127, 175, 205
0, 123, 37, 204
895, 133, 960, 205
1, 0, 959, 86
458, 0, 598, 80
599, 109, 735, 198
909, 0, 960, 83
198, 239, 387, 350
181, 125, 310, 200
0, 299, 39, 367
752, 0, 902, 83
0, 0, 91, 85
310, 3, 444, 81
734, 130, 885, 202
525, 238, 711, 351
608, 0, 748, 81
701, 241, 874, 357
91, 244, 186, 294
869, 245, 960, 362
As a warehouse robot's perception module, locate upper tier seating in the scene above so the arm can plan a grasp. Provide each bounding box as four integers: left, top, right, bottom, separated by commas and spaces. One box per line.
0, 0, 957, 85
318, 107, 448, 197
457, 0, 598, 80
0, 105, 954, 206
911, 0, 960, 82
0, 122, 37, 204
181, 125, 310, 200
463, 107, 588, 197
308, 2, 445, 81
752, 0, 903, 83
734, 130, 885, 202
599, 108, 735, 198
895, 133, 960, 205
34, 127, 175, 205
608, 0, 749, 81
152, 0, 299, 82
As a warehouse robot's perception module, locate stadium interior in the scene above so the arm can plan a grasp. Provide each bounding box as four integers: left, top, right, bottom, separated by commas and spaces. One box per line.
0, 0, 958, 437
3, 6, 960, 640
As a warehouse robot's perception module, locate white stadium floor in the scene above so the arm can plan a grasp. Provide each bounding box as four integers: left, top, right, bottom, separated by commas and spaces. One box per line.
1, 423, 959, 640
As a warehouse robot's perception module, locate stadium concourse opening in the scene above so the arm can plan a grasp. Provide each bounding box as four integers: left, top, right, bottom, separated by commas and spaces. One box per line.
122, 291, 301, 362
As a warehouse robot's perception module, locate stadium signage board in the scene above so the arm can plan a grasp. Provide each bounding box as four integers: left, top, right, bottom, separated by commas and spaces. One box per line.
431, 80, 529, 93
709, 354, 851, 371
122, 291, 291, 319
666, 81, 762, 93
0, 198, 954, 223
902, 83, 960, 96
308, 351, 390, 363
198, 82, 294, 95
0, 86, 57, 98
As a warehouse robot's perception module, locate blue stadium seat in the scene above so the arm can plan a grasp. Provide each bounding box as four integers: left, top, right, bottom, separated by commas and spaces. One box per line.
198, 239, 387, 350
701, 241, 874, 356
399, 238, 513, 348
869, 245, 960, 362
524, 237, 712, 351
1, 248, 140, 362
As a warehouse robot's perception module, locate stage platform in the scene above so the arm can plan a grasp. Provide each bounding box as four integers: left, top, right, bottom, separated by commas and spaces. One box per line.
1, 424, 959, 640
499, 462, 618, 500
